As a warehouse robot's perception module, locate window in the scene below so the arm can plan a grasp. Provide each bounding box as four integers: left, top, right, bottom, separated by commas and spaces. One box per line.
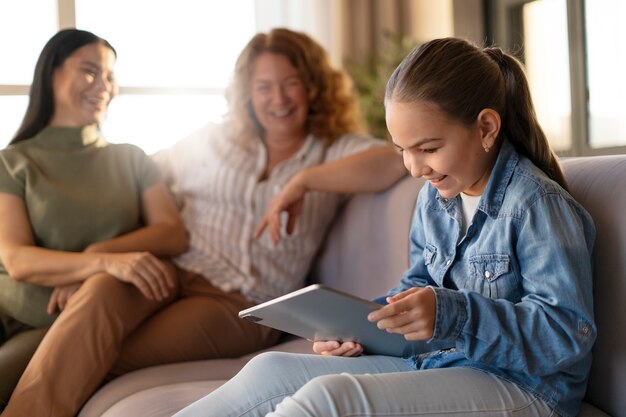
0, 0, 257, 154
584, 0, 626, 149
522, 0, 571, 152
0, 0, 57, 145
487, 0, 626, 156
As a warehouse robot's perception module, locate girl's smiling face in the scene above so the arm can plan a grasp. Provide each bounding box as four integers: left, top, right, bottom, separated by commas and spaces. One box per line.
385, 100, 499, 198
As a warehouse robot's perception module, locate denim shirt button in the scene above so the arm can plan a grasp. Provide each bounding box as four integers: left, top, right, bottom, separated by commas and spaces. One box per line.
441, 198, 449, 204
581, 324, 590, 335
446, 259, 452, 266
484, 270, 492, 279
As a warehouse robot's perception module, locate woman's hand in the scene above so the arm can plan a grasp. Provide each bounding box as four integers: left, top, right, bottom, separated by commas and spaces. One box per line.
0, 187, 185, 289
255, 173, 308, 245
254, 146, 406, 246
47, 283, 82, 315
313, 340, 363, 357
367, 287, 436, 340
101, 252, 175, 301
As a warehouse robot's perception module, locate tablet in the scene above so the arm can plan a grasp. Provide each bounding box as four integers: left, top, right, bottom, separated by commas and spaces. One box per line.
239, 284, 413, 357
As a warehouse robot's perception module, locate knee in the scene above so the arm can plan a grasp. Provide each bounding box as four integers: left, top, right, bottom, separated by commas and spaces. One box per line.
240, 351, 293, 377
83, 271, 122, 287
303, 373, 354, 395
65, 273, 130, 314
272, 374, 356, 417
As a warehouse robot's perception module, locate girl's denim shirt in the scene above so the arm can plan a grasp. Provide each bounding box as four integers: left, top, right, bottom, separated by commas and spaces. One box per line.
388, 139, 596, 417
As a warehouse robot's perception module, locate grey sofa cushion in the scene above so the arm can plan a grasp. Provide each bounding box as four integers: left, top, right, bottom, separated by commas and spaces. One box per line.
311, 175, 420, 299
561, 156, 626, 417
78, 338, 311, 416
0, 274, 56, 328
98, 381, 228, 417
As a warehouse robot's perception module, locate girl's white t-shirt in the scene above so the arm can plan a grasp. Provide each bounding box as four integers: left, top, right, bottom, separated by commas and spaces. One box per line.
460, 192, 482, 235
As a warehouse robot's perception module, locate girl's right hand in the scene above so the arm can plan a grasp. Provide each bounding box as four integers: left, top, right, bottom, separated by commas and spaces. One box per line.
101, 252, 175, 301
313, 340, 363, 357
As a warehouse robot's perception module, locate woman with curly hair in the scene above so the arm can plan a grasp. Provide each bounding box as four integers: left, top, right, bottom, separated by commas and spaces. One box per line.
226, 27, 362, 148
150, 26, 404, 360
2, 27, 405, 417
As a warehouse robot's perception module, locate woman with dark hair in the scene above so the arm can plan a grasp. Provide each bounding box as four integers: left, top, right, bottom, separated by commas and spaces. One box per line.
2, 27, 404, 417
0, 28, 188, 414
175, 37, 595, 417
10, 29, 117, 144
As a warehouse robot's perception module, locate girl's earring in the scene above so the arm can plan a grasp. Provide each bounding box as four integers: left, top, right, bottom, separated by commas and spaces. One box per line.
483, 145, 490, 153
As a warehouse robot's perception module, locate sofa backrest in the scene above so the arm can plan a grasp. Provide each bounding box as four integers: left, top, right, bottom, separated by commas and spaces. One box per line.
312, 154, 626, 417
561, 155, 626, 417
311, 175, 422, 299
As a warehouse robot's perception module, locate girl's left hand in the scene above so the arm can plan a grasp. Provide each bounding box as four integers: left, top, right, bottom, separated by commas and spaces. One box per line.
47, 283, 82, 314
367, 287, 436, 340
254, 175, 308, 245
313, 340, 363, 357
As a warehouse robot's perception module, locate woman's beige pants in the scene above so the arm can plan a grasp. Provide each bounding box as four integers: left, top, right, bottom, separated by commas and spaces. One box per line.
2, 266, 281, 417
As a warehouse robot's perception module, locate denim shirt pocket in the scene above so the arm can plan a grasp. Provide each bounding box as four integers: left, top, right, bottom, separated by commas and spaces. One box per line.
423, 243, 437, 266
422, 243, 440, 281
468, 254, 514, 299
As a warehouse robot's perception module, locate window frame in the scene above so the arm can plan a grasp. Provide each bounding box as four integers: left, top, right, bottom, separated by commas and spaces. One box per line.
0, 0, 230, 149
0, 0, 67, 141
0, 0, 78, 99
62, 0, 228, 97
486, 0, 626, 156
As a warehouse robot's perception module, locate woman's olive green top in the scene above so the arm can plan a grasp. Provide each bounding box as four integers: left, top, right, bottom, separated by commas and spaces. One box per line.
0, 125, 160, 326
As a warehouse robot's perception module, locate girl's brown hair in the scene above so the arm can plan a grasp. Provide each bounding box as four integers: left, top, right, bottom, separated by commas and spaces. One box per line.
226, 28, 363, 146
385, 37, 567, 190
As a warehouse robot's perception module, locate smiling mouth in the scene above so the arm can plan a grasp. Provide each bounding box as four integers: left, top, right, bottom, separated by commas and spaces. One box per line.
427, 175, 447, 184
426, 175, 448, 186
270, 109, 293, 117
86, 97, 107, 110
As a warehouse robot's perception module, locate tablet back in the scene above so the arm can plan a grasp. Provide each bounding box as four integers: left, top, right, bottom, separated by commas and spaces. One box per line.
239, 284, 413, 357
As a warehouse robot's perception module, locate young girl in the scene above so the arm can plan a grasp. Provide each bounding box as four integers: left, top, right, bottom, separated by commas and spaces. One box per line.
174, 37, 596, 417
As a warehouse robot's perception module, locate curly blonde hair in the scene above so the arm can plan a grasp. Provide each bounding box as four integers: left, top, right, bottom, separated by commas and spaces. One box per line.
225, 28, 364, 146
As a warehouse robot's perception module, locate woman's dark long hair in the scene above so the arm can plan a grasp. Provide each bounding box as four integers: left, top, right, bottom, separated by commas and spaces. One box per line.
10, 28, 116, 145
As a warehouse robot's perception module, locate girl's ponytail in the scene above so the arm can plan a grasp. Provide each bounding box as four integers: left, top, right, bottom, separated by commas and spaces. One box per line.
483, 48, 568, 190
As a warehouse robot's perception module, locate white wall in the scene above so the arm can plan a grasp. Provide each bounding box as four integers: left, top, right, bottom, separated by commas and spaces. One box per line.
254, 0, 344, 66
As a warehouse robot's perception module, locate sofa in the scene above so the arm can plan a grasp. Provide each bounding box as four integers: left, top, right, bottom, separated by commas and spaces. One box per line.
78, 154, 626, 417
